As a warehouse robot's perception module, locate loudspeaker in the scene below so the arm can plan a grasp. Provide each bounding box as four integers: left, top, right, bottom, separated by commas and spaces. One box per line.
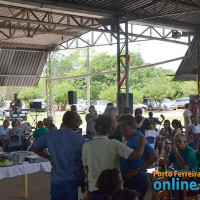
117, 93, 133, 115
30, 102, 42, 109
68, 91, 77, 104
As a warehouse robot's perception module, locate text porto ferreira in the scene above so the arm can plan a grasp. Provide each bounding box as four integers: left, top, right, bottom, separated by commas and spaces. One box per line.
153, 170, 200, 191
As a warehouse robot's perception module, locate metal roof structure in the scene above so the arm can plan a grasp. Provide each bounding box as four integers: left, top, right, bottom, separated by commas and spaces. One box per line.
0, 47, 47, 86
1, 0, 200, 85
174, 36, 198, 81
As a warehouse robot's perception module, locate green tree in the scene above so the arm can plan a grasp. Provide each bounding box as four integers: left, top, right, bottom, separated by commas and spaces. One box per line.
55, 81, 74, 108
19, 80, 46, 104
99, 85, 117, 103
181, 81, 197, 97
143, 77, 174, 108
130, 89, 144, 104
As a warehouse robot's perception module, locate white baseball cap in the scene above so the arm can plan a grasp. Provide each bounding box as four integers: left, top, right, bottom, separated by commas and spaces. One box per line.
47, 116, 54, 121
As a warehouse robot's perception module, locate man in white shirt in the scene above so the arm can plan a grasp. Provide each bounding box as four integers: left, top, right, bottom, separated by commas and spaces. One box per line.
82, 115, 146, 193
183, 103, 192, 141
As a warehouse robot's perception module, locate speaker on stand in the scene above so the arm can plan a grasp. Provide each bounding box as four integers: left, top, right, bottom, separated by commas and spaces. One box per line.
68, 91, 77, 105
117, 93, 133, 115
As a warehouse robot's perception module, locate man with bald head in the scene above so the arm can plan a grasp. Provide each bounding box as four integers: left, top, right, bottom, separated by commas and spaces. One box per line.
104, 106, 123, 142
164, 133, 198, 171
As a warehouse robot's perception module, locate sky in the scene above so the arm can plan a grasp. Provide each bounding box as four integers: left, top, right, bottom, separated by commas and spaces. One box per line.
77, 24, 190, 72
92, 38, 189, 72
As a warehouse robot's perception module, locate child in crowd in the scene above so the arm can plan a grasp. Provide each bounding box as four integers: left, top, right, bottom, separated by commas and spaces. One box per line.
145, 124, 159, 148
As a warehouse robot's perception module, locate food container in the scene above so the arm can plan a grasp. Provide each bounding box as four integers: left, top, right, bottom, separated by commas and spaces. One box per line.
25, 155, 49, 163
11, 153, 25, 163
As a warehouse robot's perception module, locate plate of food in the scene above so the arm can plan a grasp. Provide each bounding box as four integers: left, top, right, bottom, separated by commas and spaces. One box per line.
0, 158, 14, 167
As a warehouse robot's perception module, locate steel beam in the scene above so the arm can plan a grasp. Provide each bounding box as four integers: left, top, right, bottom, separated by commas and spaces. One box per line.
0, 41, 48, 49
0, 0, 115, 18
0, 24, 80, 37
47, 56, 190, 82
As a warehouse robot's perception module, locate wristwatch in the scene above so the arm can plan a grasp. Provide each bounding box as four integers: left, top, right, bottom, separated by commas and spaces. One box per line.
137, 168, 142, 174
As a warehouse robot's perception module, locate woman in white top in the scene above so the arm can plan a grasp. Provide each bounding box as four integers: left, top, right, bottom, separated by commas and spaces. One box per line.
189, 115, 200, 150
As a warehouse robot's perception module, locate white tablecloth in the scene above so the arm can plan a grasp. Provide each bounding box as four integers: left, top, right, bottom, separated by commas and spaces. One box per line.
0, 161, 51, 179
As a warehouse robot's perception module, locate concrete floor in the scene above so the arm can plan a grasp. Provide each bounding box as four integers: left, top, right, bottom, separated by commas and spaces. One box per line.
0, 171, 51, 200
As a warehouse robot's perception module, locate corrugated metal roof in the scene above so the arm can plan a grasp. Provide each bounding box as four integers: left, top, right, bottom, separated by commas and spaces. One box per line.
0, 47, 47, 86
174, 36, 198, 81
0, 0, 200, 50
1, 0, 200, 86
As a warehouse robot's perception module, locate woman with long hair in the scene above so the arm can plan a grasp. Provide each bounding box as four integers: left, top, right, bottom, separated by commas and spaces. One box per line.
159, 120, 174, 142
171, 119, 182, 137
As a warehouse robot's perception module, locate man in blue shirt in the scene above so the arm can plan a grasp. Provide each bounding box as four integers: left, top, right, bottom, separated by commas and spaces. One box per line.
118, 114, 158, 200
30, 111, 86, 200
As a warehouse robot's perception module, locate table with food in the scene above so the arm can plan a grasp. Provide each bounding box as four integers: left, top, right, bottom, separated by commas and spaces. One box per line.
0, 151, 51, 199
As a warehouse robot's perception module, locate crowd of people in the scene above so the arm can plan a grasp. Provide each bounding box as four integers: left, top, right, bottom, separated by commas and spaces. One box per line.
0, 94, 199, 200
30, 102, 199, 200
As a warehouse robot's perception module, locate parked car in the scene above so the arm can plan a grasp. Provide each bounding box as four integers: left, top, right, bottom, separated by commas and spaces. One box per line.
74, 99, 87, 113
30, 99, 47, 111
142, 98, 157, 111
133, 103, 148, 112
161, 98, 177, 110
175, 97, 189, 108
93, 100, 110, 114
0, 100, 26, 120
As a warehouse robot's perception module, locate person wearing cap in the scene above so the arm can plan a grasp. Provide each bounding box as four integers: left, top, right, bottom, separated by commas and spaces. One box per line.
148, 112, 165, 130
46, 116, 57, 131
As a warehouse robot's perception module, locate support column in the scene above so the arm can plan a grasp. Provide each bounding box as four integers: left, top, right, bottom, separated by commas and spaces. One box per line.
198, 34, 200, 96
117, 17, 131, 115
87, 47, 91, 111
125, 20, 129, 107
117, 17, 121, 114
46, 52, 55, 118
